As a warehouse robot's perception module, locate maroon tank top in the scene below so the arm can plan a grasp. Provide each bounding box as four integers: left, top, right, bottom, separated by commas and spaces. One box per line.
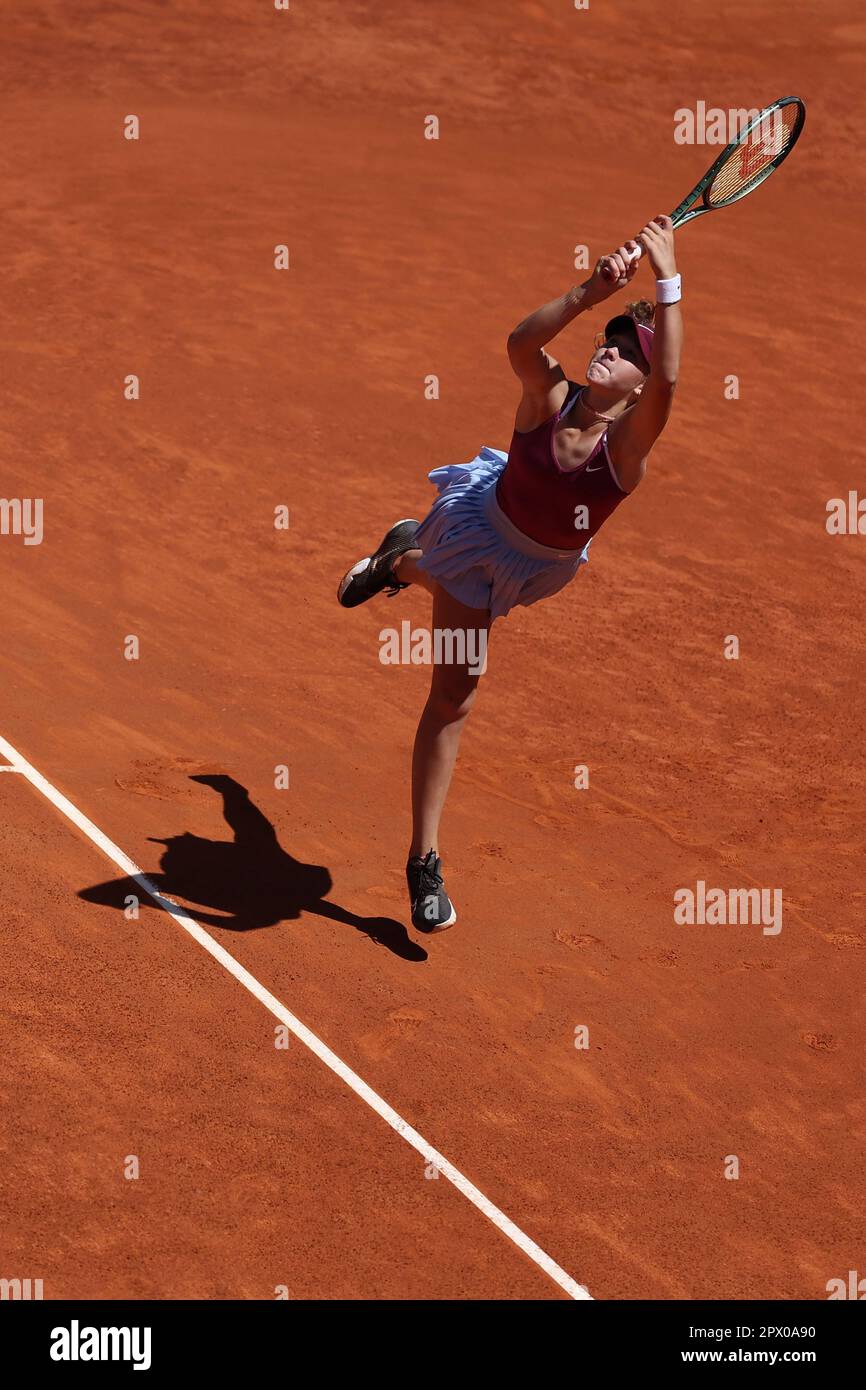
496, 381, 628, 549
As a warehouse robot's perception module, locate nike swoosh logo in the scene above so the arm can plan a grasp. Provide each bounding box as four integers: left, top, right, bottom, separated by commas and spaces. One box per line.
585, 463, 606, 472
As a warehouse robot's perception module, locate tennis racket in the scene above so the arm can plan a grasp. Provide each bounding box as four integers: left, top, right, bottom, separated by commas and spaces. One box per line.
628, 95, 805, 260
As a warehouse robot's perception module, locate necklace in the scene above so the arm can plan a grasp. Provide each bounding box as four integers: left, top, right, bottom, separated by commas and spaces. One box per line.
576, 387, 617, 425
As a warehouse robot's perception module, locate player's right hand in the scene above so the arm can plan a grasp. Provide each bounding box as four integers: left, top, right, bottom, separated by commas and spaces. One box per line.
586, 243, 642, 304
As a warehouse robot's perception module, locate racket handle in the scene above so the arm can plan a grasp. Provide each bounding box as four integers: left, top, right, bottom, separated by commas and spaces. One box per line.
600, 239, 643, 279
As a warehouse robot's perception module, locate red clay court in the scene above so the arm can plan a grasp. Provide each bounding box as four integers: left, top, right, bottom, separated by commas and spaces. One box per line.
1, 1, 864, 1301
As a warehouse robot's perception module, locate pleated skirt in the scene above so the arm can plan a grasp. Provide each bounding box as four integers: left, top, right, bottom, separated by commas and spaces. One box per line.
413, 447, 591, 623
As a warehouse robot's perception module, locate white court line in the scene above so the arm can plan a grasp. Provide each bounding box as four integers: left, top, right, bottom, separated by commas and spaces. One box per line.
0, 730, 592, 1301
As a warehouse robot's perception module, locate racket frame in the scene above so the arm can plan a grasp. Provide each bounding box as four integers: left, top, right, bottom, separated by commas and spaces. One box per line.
629, 95, 806, 259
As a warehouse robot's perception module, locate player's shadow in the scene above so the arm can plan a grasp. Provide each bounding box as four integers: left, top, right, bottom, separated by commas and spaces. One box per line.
78, 774, 425, 961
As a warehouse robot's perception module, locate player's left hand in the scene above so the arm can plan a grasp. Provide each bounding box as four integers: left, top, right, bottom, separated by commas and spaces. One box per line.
636, 215, 677, 279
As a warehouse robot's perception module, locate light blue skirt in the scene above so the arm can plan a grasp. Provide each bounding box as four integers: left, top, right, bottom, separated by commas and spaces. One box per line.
413, 447, 591, 623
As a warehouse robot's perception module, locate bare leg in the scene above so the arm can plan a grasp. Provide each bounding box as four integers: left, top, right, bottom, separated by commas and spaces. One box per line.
393, 547, 436, 596
409, 582, 491, 859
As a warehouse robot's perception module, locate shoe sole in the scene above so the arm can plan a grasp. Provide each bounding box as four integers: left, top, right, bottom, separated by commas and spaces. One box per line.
336, 557, 371, 605
337, 518, 419, 607
413, 903, 458, 933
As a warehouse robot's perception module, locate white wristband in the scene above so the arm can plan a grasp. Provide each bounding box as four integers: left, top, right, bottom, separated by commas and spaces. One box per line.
656, 274, 681, 304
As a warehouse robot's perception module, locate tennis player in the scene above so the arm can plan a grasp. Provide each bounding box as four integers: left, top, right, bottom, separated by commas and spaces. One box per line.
337, 215, 683, 932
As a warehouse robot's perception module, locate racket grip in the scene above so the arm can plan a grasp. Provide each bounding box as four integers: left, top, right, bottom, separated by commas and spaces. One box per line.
627, 242, 644, 261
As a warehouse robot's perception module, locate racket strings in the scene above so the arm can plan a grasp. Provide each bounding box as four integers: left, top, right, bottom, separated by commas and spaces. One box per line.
708, 103, 800, 206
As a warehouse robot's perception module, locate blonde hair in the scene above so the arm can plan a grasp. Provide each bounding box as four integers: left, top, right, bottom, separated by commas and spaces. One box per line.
625, 298, 655, 327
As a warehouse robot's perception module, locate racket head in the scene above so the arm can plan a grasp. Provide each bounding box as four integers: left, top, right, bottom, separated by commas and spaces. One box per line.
670, 96, 806, 229
704, 97, 805, 210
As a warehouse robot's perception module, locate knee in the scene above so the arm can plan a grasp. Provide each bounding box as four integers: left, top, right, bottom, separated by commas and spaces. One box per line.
428, 677, 479, 723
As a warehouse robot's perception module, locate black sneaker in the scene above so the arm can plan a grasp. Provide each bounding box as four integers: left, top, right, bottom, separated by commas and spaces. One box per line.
337, 518, 420, 608
406, 849, 457, 932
